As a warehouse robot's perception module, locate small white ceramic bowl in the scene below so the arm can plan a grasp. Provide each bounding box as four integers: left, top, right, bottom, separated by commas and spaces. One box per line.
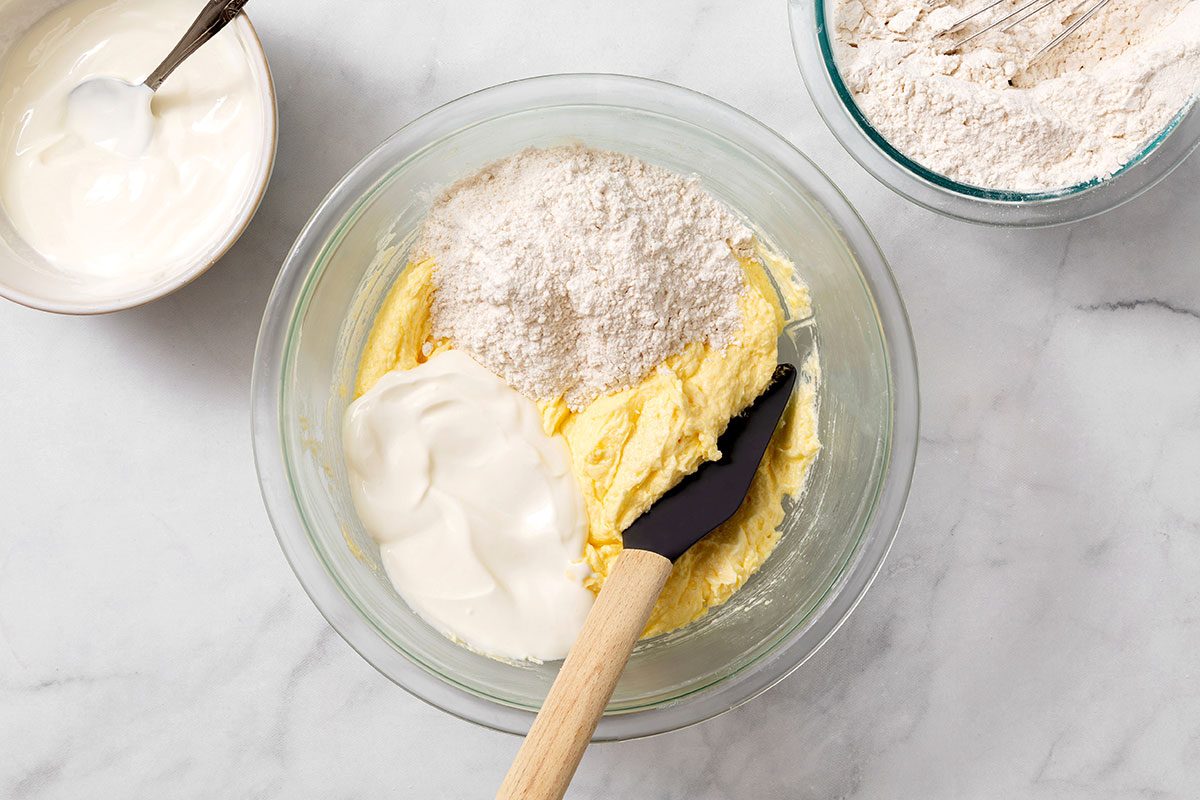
0, 0, 277, 315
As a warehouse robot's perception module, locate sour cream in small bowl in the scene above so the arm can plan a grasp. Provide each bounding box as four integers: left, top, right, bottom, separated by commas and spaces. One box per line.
0, 0, 276, 314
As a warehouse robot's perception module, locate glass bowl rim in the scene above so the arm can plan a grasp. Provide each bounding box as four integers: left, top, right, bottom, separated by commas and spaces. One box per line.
251, 72, 920, 740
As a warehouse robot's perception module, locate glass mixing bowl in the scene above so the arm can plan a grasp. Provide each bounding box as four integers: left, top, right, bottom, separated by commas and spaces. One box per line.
789, 0, 1200, 227
251, 74, 918, 740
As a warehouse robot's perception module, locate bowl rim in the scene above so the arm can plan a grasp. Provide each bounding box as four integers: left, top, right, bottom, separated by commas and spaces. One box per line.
0, 12, 278, 316
788, 0, 1200, 226
251, 72, 920, 740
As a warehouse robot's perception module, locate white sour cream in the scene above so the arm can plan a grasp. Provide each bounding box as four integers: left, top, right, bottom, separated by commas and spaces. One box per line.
65, 79, 156, 158
0, 0, 268, 286
343, 351, 595, 662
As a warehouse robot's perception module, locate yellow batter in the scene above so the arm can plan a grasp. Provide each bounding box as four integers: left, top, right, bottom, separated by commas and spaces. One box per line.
355, 249, 820, 636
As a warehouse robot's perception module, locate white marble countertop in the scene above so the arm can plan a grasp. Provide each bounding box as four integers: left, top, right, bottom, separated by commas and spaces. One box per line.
2, 1, 1199, 797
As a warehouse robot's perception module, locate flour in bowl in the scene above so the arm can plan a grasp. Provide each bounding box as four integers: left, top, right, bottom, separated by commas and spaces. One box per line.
417, 145, 750, 408
832, 0, 1200, 192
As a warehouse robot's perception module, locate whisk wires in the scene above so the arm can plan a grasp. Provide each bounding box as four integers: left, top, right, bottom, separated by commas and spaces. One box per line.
942, 0, 1116, 64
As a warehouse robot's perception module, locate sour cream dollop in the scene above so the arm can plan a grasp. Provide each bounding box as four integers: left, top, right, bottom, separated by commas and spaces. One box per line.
343, 351, 594, 662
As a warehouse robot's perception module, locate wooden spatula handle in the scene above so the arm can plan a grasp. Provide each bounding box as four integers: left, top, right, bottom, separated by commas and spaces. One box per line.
497, 548, 673, 800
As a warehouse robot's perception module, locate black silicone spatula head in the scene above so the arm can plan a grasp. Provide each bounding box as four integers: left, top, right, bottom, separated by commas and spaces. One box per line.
622, 363, 798, 561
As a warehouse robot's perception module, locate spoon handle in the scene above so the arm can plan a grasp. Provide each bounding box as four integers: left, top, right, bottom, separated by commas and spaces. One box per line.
497, 549, 673, 800
143, 0, 251, 91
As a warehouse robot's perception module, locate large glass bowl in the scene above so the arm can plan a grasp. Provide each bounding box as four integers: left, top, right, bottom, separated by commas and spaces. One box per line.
789, 0, 1200, 227
251, 74, 919, 740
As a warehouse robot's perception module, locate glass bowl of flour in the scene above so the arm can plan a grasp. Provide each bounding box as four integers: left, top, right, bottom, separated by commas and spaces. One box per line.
789, 0, 1200, 226
252, 74, 918, 739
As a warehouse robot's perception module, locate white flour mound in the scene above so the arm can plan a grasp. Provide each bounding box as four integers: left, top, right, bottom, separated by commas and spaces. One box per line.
418, 146, 750, 409
833, 0, 1200, 192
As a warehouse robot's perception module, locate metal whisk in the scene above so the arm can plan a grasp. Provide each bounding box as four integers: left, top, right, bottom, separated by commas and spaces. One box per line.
942, 0, 1115, 64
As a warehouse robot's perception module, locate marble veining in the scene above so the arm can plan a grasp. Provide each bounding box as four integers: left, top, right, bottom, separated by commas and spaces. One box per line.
1, 0, 1198, 797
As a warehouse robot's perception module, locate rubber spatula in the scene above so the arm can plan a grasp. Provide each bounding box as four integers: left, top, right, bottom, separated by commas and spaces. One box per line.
498, 363, 798, 800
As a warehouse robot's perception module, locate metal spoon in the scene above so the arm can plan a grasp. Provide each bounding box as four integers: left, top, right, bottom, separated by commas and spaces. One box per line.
66, 0, 251, 154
